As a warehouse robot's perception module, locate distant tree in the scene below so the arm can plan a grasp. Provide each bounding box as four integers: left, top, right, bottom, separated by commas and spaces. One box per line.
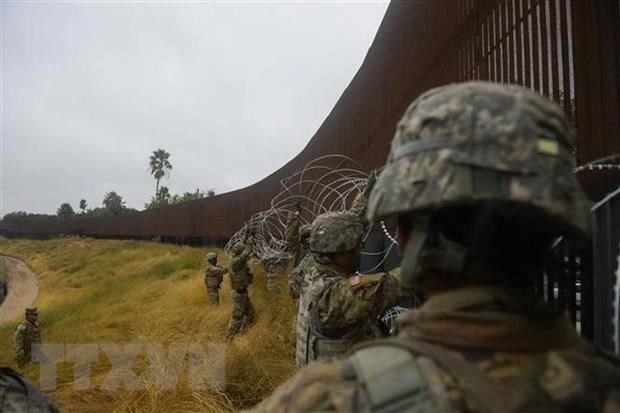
79, 199, 87, 214
157, 186, 171, 204
102, 191, 126, 215
207, 190, 215, 197
57, 203, 75, 218
148, 148, 172, 196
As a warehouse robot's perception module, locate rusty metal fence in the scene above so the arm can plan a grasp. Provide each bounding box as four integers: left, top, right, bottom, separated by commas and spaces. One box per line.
2, 0, 618, 240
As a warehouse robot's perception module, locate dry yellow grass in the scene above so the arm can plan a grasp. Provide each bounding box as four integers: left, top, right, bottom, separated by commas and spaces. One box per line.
0, 237, 296, 412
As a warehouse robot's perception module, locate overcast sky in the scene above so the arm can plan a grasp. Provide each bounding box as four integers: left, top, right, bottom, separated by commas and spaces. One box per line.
0, 1, 388, 216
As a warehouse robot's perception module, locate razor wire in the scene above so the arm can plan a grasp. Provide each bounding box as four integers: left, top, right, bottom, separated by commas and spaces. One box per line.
224, 154, 398, 273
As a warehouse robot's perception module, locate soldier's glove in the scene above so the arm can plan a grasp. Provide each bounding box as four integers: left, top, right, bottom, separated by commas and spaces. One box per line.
363, 170, 377, 197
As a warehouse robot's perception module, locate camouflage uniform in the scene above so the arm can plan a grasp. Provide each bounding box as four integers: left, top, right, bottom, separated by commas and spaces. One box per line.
296, 261, 402, 368
226, 242, 256, 341
13, 308, 41, 369
295, 210, 406, 368
0, 367, 62, 412
0, 274, 61, 411
252, 287, 620, 412
248, 83, 620, 412
287, 252, 314, 300
263, 255, 286, 292
204, 252, 227, 305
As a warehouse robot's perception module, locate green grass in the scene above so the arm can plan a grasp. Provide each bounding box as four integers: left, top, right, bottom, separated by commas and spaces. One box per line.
0, 238, 295, 413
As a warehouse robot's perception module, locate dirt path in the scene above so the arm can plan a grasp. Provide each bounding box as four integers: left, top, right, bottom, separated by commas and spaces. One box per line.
0, 256, 38, 324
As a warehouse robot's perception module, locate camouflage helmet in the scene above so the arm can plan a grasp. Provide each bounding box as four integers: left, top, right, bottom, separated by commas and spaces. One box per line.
367, 81, 590, 235
25, 307, 38, 315
206, 252, 217, 262
309, 211, 365, 254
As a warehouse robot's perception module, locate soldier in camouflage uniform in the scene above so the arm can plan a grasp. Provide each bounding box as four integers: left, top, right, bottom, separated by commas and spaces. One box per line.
294, 211, 404, 368
0, 275, 61, 411
249, 82, 620, 412
225, 241, 256, 342
204, 252, 227, 305
13, 307, 41, 369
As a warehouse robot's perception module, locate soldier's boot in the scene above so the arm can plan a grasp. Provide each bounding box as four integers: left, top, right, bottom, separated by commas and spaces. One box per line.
226, 314, 243, 342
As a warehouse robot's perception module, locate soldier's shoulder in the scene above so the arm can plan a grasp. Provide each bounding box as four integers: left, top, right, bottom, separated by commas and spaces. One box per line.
246, 359, 358, 413
0, 367, 61, 412
15, 322, 27, 332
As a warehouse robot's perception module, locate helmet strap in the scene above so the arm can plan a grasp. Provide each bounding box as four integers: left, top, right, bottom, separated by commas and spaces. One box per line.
400, 220, 429, 290
400, 219, 467, 289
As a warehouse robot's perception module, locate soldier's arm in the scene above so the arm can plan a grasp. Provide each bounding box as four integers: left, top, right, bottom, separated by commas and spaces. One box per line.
348, 171, 376, 221
317, 271, 402, 334
285, 207, 302, 256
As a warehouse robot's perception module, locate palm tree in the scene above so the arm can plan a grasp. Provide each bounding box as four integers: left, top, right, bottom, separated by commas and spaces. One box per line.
148, 149, 172, 196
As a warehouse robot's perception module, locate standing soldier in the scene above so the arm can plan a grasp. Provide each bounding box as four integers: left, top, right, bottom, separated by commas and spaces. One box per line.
294, 211, 404, 368
0, 278, 60, 411
204, 252, 227, 305
13, 307, 41, 369
225, 241, 256, 342
249, 82, 620, 412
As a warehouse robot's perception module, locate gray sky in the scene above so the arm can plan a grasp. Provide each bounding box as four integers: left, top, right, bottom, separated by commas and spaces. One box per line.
0, 1, 388, 216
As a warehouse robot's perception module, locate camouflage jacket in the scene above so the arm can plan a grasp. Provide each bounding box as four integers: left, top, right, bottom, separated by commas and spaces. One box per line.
204, 263, 227, 288
288, 254, 315, 300
13, 321, 41, 362
251, 287, 620, 413
296, 263, 404, 367
0, 367, 61, 412
228, 245, 253, 291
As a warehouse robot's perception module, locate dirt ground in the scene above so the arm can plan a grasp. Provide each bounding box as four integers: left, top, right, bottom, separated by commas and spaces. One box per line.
0, 256, 38, 324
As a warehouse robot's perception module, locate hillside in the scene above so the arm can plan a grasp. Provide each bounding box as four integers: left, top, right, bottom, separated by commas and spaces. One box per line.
0, 237, 295, 412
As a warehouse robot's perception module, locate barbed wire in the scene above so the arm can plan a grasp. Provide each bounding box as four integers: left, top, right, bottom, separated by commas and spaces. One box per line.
574, 154, 620, 173
224, 154, 399, 274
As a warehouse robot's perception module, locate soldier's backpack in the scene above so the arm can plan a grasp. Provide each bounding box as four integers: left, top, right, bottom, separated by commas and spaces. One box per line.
344, 338, 620, 413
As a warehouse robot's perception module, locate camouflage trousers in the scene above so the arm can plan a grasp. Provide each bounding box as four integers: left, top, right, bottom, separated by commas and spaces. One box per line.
205, 282, 220, 305
226, 290, 256, 341
15, 351, 30, 369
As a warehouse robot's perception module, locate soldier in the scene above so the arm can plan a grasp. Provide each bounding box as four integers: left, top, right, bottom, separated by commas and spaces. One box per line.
13, 307, 41, 369
0, 282, 61, 411
204, 252, 227, 305
249, 82, 620, 412
294, 210, 404, 368
225, 241, 256, 342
